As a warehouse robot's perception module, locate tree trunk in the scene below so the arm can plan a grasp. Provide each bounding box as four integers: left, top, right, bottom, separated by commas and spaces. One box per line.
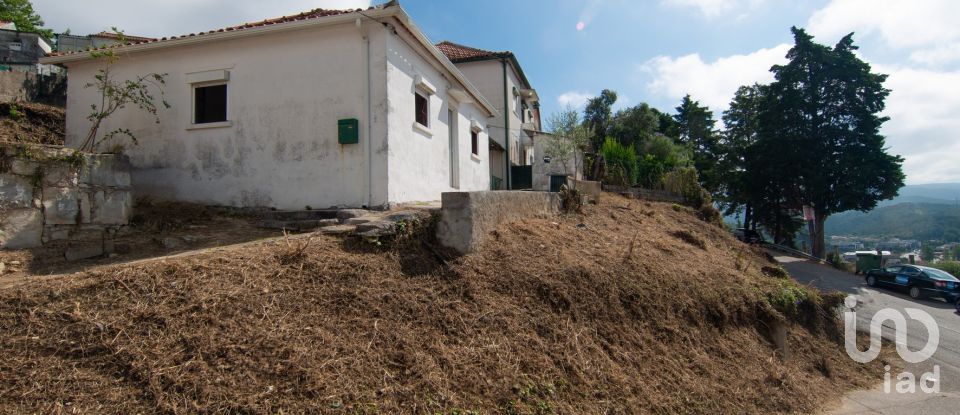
812, 213, 827, 259
744, 204, 753, 231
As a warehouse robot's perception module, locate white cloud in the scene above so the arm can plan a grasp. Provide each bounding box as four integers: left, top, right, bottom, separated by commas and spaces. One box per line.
33, 0, 373, 37
808, 0, 960, 67
557, 91, 593, 109
805, 0, 960, 183
641, 44, 789, 112
875, 65, 960, 184
660, 0, 763, 18
640, 44, 960, 184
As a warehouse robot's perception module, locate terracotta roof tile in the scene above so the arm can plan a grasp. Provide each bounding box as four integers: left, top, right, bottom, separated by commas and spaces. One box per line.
92, 31, 156, 42
48, 6, 377, 57
435, 41, 510, 62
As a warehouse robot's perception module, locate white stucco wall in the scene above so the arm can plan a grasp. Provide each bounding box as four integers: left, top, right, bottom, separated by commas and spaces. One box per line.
63, 23, 391, 210
385, 31, 490, 204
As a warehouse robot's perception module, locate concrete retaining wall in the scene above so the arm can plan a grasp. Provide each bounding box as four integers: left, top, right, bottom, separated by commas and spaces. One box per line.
0, 144, 132, 256
436, 190, 560, 254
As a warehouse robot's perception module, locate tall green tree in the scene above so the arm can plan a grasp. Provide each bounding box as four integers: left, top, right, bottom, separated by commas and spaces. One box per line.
608, 102, 660, 149
674, 95, 721, 194
583, 89, 617, 151
719, 84, 767, 229
0, 0, 53, 40
760, 27, 904, 258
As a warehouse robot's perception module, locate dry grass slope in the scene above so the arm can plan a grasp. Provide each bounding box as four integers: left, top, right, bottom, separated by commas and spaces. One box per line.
0, 194, 883, 414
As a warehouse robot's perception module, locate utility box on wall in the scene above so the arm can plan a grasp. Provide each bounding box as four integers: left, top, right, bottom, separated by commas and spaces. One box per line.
338, 118, 359, 144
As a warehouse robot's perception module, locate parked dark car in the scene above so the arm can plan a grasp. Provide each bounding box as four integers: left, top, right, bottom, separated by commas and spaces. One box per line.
734, 228, 764, 244
865, 264, 960, 302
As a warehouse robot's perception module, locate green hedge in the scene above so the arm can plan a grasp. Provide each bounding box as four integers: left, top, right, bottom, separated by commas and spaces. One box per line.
600, 138, 639, 186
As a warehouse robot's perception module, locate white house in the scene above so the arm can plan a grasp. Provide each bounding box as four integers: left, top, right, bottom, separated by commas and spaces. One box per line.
435, 41, 541, 190
40, 2, 498, 210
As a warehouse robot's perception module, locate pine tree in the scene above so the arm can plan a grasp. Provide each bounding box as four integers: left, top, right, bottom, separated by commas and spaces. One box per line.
674, 95, 720, 194
759, 27, 904, 258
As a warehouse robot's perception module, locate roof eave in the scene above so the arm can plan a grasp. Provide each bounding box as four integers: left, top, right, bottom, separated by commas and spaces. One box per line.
448, 53, 532, 91
40, 7, 398, 65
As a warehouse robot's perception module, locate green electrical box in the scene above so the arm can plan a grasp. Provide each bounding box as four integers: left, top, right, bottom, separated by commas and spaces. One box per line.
338, 118, 359, 144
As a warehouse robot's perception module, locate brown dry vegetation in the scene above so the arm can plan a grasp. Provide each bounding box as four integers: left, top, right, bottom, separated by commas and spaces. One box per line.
0, 102, 65, 146
0, 194, 885, 414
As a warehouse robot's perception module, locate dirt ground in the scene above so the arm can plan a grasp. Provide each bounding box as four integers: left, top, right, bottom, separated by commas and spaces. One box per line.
0, 102, 65, 146
0, 201, 281, 288
0, 193, 892, 414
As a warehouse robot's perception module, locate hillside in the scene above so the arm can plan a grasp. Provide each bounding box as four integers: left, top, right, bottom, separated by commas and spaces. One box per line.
0, 194, 884, 413
827, 202, 960, 241
878, 183, 960, 207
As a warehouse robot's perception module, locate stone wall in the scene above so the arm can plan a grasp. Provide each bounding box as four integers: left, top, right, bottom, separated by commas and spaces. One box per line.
603, 185, 685, 203
436, 190, 560, 254
0, 144, 132, 258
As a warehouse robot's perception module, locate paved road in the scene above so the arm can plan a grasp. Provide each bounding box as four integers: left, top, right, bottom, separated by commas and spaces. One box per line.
775, 255, 960, 414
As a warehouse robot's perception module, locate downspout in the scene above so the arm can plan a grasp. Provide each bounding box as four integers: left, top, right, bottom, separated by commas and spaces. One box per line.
361, 19, 374, 208
502, 58, 510, 190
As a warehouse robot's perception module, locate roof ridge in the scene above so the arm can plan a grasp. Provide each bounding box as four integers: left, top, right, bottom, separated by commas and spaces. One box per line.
436, 40, 508, 55
48, 5, 386, 57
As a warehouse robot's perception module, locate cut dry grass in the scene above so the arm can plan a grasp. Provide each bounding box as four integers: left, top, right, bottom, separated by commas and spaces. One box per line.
0, 102, 65, 145
0, 193, 886, 414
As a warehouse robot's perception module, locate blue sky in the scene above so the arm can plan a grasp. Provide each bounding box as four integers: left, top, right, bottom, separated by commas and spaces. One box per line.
32, 0, 960, 184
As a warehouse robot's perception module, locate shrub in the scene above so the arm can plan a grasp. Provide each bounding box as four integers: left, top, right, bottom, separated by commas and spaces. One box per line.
661, 167, 709, 208
826, 252, 852, 273
931, 261, 960, 277
637, 135, 690, 186
559, 185, 583, 213
766, 281, 809, 317
600, 138, 638, 186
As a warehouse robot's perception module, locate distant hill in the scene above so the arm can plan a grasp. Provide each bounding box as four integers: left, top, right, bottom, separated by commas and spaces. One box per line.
826, 202, 960, 241
878, 183, 960, 207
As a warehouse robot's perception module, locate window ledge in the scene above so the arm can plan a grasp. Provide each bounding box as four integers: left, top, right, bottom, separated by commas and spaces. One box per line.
187, 121, 232, 130
187, 121, 233, 130
412, 122, 432, 137
470, 154, 482, 162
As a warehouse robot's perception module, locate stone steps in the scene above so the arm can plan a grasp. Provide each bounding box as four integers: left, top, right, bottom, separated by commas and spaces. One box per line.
259, 218, 340, 231
261, 209, 338, 222
259, 208, 432, 238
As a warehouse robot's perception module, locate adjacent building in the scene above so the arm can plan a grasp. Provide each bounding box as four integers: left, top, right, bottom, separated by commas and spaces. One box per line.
435, 41, 541, 189
0, 22, 57, 74
41, 2, 500, 210
55, 31, 157, 54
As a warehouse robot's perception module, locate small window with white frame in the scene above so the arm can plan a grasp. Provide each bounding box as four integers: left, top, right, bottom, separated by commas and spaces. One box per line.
471, 130, 479, 156
413, 75, 436, 132
514, 89, 521, 117
9, 42, 22, 51
470, 120, 482, 158
186, 69, 230, 127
